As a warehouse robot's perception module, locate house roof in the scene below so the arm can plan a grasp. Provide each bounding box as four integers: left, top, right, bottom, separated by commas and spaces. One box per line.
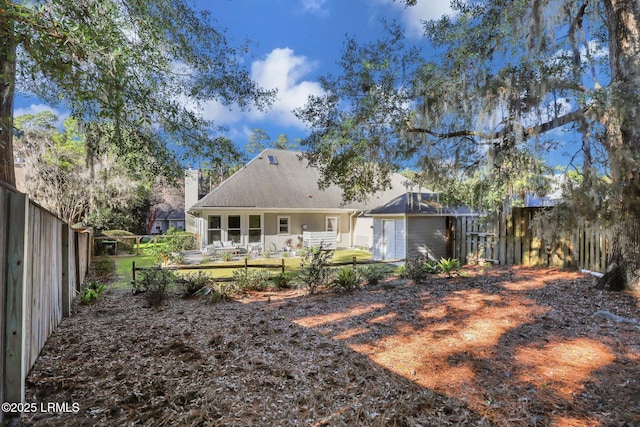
156, 208, 185, 221
189, 149, 429, 212
366, 192, 478, 216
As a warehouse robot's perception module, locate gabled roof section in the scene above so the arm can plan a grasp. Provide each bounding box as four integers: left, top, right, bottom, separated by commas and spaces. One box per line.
189, 149, 430, 211
366, 192, 478, 216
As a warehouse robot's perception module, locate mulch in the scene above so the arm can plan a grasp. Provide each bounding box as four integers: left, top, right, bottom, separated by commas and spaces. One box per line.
20, 266, 640, 426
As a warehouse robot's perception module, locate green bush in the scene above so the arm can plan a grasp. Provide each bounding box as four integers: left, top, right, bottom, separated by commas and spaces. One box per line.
133, 267, 176, 307
232, 269, 272, 291
331, 267, 360, 292
404, 253, 437, 283
298, 245, 333, 294
394, 264, 407, 278
194, 281, 239, 303
272, 271, 294, 289
358, 264, 393, 285
92, 258, 115, 281
179, 271, 215, 298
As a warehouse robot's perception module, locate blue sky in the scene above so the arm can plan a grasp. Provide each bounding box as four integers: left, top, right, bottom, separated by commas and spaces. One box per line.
14, 0, 577, 167
14, 0, 452, 154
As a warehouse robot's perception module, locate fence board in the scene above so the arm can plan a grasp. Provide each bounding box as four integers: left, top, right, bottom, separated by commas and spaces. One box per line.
1, 185, 90, 417
449, 207, 610, 272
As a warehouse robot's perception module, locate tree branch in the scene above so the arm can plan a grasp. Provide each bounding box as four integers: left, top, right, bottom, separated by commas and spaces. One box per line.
406, 109, 585, 141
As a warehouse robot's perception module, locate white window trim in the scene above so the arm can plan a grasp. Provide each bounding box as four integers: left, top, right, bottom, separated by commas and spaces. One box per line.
277, 215, 291, 235
326, 216, 340, 242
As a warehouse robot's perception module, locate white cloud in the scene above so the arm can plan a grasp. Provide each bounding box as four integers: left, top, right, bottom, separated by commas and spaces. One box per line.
203, 48, 324, 129
377, 0, 457, 38
13, 103, 68, 127
300, 0, 329, 15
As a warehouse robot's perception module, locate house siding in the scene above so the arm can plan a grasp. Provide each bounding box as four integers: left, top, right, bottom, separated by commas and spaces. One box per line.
406, 216, 447, 260
195, 210, 352, 251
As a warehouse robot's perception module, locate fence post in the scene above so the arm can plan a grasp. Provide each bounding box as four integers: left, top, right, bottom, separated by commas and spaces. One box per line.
244, 258, 248, 273
352, 256, 357, 268
4, 191, 29, 408
132, 261, 136, 282
281, 258, 285, 274
61, 224, 71, 317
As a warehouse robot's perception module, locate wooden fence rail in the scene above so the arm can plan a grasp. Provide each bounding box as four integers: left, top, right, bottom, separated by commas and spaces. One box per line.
133, 256, 397, 282
1, 184, 91, 423
450, 207, 611, 272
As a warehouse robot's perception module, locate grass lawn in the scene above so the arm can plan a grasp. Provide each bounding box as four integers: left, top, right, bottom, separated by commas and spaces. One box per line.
108, 248, 374, 289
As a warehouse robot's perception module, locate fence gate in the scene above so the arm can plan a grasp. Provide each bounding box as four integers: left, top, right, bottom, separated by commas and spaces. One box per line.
449, 207, 610, 271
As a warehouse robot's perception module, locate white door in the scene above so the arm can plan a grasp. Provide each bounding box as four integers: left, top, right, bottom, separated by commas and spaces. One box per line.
382, 220, 395, 260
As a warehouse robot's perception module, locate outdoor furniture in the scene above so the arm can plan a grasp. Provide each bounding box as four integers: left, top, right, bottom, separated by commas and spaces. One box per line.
202, 240, 238, 257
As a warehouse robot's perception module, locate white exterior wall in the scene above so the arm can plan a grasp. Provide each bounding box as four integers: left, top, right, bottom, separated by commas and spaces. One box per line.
353, 216, 373, 249
372, 217, 406, 260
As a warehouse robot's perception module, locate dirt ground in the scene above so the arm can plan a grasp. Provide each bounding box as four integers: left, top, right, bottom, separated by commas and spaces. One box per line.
20, 266, 640, 426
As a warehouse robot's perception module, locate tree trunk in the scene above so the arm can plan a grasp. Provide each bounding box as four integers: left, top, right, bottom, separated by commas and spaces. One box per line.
0, 15, 16, 187
598, 0, 640, 292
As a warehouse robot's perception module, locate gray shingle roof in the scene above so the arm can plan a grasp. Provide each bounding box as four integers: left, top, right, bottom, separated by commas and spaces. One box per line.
366, 192, 478, 216
189, 149, 428, 211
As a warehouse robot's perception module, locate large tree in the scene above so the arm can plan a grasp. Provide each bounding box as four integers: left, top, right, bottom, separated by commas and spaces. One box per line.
296, 1, 640, 291
0, 0, 273, 187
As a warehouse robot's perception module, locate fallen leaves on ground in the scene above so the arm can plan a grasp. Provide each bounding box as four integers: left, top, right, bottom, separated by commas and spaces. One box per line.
22, 266, 640, 426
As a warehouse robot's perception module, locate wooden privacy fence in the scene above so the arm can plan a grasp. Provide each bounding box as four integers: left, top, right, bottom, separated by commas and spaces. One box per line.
1, 184, 91, 422
449, 207, 611, 272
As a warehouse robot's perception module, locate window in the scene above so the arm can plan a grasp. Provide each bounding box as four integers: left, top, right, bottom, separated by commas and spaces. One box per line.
278, 216, 290, 234
228, 215, 241, 244
249, 215, 261, 243
326, 216, 340, 242
268, 155, 278, 165
207, 215, 221, 243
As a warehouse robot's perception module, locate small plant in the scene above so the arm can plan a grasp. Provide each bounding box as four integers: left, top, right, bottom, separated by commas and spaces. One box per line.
179, 271, 215, 298
404, 253, 436, 283
194, 281, 238, 303
331, 267, 360, 292
272, 271, 294, 289
232, 269, 272, 291
437, 257, 461, 277
133, 267, 176, 307
298, 245, 333, 294
394, 264, 407, 278
220, 251, 234, 262
262, 250, 272, 259
80, 279, 105, 304
200, 256, 212, 264
358, 265, 393, 285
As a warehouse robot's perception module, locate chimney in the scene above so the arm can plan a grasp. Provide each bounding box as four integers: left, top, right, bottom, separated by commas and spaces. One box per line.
185, 168, 199, 211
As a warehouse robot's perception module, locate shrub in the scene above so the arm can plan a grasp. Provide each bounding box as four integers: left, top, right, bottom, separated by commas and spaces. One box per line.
358, 264, 393, 285
232, 269, 272, 291
133, 267, 176, 307
194, 281, 239, 303
179, 271, 215, 298
92, 258, 115, 281
272, 271, 294, 289
404, 254, 436, 283
298, 245, 333, 294
331, 267, 360, 292
394, 264, 407, 278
